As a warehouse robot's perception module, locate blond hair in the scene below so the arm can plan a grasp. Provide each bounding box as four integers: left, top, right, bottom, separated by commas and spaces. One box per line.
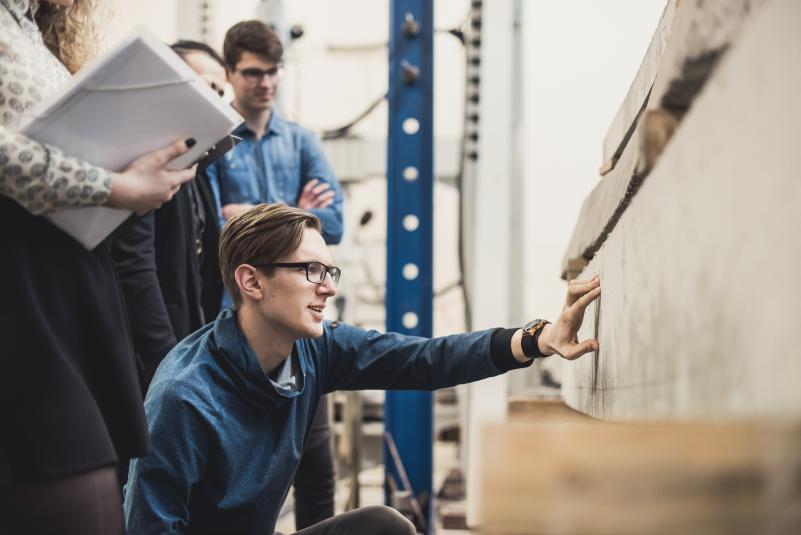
219, 204, 321, 307
34, 0, 107, 74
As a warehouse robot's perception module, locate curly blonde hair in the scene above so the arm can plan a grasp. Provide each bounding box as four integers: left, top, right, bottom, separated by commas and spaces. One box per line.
34, 0, 107, 74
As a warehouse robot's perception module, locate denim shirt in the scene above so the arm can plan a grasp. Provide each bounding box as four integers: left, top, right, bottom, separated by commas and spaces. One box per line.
206, 111, 343, 244
123, 310, 529, 534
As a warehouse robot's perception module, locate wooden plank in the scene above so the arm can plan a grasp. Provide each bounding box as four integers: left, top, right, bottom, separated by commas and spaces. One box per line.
481, 420, 801, 535
600, 0, 677, 173
562, 0, 801, 420
507, 398, 592, 423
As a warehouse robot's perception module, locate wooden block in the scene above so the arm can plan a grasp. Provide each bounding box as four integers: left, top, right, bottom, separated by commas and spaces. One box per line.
507, 398, 593, 423
636, 109, 679, 177
481, 421, 801, 535
561, 257, 588, 282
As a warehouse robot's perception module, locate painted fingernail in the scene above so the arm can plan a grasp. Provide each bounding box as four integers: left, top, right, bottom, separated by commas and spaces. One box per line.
186, 138, 197, 148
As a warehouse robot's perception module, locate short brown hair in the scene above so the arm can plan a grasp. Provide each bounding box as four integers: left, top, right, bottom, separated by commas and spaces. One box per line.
223, 20, 283, 68
219, 204, 321, 307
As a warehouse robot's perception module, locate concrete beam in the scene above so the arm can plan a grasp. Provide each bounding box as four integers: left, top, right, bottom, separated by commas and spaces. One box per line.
562, 0, 801, 420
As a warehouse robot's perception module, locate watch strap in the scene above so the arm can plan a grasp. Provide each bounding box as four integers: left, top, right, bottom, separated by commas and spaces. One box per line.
521, 319, 550, 359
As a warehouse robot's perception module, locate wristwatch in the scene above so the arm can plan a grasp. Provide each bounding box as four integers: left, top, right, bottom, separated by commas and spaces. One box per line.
521, 319, 550, 359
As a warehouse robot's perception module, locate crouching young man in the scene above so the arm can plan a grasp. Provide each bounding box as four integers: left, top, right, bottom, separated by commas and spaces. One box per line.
123, 204, 601, 534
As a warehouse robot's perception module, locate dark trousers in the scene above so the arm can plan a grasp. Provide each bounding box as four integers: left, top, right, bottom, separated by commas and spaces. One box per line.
293, 396, 336, 529
284, 505, 415, 535
0, 466, 124, 535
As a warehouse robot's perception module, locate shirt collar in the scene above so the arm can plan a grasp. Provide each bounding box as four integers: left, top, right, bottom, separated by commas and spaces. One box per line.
232, 109, 288, 139
209, 308, 306, 410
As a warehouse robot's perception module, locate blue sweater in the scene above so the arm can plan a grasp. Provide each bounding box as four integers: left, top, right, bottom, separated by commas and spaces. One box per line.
123, 310, 529, 534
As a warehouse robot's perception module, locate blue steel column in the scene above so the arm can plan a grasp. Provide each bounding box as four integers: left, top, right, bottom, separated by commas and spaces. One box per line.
384, 0, 434, 529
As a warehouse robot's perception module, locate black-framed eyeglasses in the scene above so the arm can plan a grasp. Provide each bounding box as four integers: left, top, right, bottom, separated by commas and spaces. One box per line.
256, 261, 341, 287
236, 66, 284, 84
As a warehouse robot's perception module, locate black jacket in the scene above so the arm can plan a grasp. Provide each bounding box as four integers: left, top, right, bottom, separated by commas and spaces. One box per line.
111, 172, 222, 389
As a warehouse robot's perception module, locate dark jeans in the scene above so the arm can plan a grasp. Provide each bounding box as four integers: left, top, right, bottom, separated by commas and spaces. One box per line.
285, 505, 415, 535
0, 466, 124, 535
293, 395, 335, 529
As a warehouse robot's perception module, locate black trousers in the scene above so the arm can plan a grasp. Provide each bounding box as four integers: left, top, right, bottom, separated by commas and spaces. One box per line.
0, 466, 124, 535
293, 395, 335, 529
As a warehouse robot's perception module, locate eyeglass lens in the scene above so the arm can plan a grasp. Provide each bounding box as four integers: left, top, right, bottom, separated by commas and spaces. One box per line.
307, 262, 340, 286
240, 67, 281, 82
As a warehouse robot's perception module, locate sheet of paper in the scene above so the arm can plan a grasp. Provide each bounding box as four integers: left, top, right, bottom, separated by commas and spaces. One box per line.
21, 27, 243, 249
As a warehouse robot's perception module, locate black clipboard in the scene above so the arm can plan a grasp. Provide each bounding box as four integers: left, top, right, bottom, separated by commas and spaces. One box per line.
195, 134, 242, 172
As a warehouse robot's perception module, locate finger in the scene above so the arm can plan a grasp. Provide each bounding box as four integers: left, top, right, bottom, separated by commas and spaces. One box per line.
171, 165, 197, 187
566, 280, 598, 304
153, 137, 196, 166
302, 179, 320, 193
311, 182, 331, 195
312, 191, 336, 204
564, 339, 599, 360
568, 275, 599, 287
570, 285, 601, 313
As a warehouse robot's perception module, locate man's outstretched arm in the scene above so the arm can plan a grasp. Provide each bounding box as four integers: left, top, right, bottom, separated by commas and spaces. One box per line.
316, 276, 601, 393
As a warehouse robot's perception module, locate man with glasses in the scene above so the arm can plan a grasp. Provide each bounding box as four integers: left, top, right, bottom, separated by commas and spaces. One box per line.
204, 20, 344, 529
207, 20, 343, 242
124, 204, 601, 534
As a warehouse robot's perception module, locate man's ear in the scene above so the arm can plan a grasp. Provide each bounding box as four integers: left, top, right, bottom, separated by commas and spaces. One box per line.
234, 264, 263, 302
226, 66, 235, 83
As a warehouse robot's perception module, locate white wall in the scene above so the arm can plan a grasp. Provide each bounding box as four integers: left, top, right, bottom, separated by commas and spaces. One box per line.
101, 0, 178, 51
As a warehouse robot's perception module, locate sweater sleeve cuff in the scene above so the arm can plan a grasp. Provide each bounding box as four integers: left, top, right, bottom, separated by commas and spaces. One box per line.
490, 328, 535, 373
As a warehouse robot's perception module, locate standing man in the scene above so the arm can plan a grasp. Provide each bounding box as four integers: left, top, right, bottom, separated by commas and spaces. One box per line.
207, 20, 343, 241
111, 41, 228, 390
205, 21, 344, 529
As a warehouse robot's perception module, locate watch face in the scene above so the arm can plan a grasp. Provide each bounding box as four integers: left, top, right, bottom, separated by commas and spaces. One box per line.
524, 319, 543, 333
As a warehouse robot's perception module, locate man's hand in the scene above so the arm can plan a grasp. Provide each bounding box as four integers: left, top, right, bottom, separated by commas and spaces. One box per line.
538, 275, 601, 360
297, 179, 336, 210
222, 203, 256, 221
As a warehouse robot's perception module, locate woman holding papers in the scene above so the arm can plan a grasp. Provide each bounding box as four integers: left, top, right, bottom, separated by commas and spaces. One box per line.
0, 1, 195, 533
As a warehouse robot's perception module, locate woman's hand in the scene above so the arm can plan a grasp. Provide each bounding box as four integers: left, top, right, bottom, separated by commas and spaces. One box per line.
538, 275, 601, 360
106, 138, 197, 215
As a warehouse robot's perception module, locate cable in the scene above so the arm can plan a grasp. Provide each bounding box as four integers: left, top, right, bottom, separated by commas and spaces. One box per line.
320, 92, 387, 140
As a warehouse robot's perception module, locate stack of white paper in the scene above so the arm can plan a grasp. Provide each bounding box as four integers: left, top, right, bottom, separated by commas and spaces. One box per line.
21, 28, 243, 249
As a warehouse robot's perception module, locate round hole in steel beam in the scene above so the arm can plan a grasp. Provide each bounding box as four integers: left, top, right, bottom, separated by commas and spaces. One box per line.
403, 214, 419, 231
403, 166, 419, 181
402, 118, 420, 135
402, 312, 419, 329
402, 263, 419, 280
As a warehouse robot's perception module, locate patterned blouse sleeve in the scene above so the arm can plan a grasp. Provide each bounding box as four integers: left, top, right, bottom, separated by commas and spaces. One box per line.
0, 124, 113, 215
